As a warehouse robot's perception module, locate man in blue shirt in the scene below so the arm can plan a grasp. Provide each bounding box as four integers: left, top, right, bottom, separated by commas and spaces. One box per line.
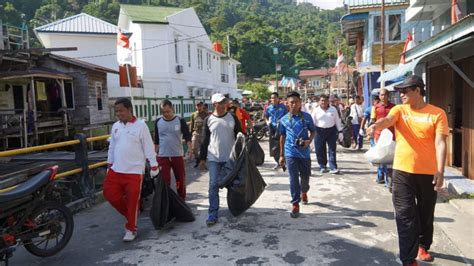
279, 91, 316, 218
265, 92, 288, 168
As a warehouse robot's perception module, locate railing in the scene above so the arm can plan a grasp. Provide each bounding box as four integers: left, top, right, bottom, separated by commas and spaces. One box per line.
0, 134, 109, 208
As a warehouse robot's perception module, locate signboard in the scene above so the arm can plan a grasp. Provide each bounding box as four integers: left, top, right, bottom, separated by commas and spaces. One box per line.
275, 64, 281, 72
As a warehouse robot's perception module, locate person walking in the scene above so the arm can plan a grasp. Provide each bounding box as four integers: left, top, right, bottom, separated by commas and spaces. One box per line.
190, 102, 208, 168
154, 99, 192, 201
367, 75, 448, 266
229, 99, 251, 135
265, 92, 288, 169
104, 98, 159, 242
278, 91, 316, 217
350, 95, 364, 149
372, 89, 396, 187
199, 93, 242, 226
311, 95, 343, 174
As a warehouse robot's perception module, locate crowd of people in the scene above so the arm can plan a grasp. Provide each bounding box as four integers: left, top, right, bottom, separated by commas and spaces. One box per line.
104, 75, 448, 266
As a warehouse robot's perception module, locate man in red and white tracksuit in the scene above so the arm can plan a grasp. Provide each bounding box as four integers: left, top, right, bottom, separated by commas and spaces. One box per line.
104, 98, 158, 242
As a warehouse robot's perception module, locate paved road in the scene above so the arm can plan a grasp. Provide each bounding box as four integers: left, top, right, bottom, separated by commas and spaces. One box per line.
11, 140, 471, 265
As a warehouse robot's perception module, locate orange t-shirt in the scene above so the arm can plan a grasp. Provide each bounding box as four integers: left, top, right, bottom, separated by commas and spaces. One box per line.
389, 104, 449, 175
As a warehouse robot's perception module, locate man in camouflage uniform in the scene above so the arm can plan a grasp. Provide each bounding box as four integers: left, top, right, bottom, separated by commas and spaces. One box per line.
190, 102, 209, 168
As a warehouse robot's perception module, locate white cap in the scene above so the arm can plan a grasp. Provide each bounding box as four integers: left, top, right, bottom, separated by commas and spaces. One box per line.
211, 93, 226, 103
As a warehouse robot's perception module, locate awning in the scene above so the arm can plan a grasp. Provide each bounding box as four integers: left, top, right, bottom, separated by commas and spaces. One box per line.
341, 12, 369, 22
377, 57, 422, 83
371, 81, 403, 95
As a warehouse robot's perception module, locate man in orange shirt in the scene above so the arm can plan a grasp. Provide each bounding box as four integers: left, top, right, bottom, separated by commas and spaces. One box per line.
367, 75, 448, 266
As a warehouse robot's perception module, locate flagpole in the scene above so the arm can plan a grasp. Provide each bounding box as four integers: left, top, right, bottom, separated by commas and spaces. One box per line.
125, 64, 135, 111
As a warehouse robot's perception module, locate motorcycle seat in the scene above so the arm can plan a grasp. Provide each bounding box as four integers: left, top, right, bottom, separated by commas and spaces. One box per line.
0, 170, 52, 203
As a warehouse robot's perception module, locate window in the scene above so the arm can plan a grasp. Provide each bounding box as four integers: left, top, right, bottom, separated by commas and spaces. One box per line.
95, 82, 103, 110
388, 14, 401, 41
197, 48, 203, 70
64, 81, 74, 109
187, 43, 191, 67
206, 52, 211, 72
174, 38, 179, 64
374, 14, 402, 42
374, 15, 381, 42
233, 64, 237, 78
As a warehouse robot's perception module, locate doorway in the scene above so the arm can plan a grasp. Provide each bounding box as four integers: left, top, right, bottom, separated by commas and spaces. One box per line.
452, 71, 463, 168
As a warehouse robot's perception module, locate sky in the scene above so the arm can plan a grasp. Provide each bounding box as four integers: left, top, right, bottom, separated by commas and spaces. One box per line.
297, 0, 345, 10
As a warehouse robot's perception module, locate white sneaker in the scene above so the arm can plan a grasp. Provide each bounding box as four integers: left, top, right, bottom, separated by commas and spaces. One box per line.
123, 230, 137, 242
272, 163, 279, 170
329, 169, 340, 174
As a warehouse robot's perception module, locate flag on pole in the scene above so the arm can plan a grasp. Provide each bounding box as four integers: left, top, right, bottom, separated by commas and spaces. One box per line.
117, 29, 132, 65
400, 32, 414, 65
451, 0, 462, 24
335, 49, 344, 68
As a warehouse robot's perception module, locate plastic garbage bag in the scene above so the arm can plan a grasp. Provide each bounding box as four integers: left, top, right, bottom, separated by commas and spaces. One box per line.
364, 129, 396, 164
338, 116, 353, 148
247, 134, 265, 166
219, 133, 267, 217
150, 174, 195, 229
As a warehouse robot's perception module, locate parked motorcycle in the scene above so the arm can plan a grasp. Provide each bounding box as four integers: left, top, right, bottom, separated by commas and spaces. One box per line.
250, 111, 269, 140
0, 166, 74, 265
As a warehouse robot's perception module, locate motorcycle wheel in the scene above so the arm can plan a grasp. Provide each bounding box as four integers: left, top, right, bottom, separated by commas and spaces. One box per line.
24, 202, 74, 257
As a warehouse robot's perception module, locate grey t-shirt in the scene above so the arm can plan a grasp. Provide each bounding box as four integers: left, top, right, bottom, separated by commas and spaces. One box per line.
154, 116, 191, 157
200, 112, 241, 162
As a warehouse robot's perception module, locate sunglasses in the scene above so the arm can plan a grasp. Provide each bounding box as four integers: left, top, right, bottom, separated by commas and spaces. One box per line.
397, 86, 417, 94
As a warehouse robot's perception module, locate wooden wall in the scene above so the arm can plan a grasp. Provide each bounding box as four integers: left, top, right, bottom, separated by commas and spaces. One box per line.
459, 57, 474, 179
372, 43, 405, 65
86, 70, 110, 126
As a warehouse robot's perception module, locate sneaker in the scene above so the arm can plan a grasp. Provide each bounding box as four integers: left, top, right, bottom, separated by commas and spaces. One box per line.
272, 163, 279, 170
329, 169, 340, 174
206, 216, 218, 227
301, 193, 308, 205
417, 247, 433, 262
290, 204, 300, 218
376, 179, 385, 184
123, 230, 137, 242
320, 168, 329, 174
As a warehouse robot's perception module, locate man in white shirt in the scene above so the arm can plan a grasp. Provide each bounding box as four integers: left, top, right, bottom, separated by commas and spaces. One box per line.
350, 95, 364, 150
311, 95, 343, 174
104, 98, 158, 242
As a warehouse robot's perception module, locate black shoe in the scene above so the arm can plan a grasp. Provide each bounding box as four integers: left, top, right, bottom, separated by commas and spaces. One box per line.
193, 162, 199, 168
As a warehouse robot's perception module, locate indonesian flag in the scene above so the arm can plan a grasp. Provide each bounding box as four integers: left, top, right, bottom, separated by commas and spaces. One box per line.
335, 49, 344, 68
451, 0, 462, 24
400, 32, 414, 65
117, 29, 132, 65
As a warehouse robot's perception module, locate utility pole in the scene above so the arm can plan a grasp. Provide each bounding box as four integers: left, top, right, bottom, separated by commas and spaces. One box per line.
380, 0, 385, 89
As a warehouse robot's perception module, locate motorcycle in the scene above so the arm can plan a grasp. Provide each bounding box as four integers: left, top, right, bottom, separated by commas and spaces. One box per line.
250, 111, 269, 140
0, 166, 74, 265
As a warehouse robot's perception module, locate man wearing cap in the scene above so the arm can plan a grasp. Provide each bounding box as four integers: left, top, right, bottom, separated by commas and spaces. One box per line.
367, 75, 448, 266
278, 91, 316, 218
265, 92, 288, 169
190, 102, 208, 168
199, 93, 242, 226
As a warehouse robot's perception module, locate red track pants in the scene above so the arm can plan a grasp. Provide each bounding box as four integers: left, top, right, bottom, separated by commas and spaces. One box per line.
103, 169, 143, 232
157, 156, 186, 200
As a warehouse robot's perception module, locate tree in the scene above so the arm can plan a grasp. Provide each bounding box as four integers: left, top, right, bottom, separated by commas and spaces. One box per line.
240, 82, 271, 100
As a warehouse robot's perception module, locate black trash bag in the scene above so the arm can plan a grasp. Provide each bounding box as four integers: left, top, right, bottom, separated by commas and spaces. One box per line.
141, 163, 155, 200
247, 134, 265, 166
219, 133, 267, 217
168, 187, 195, 222
338, 116, 353, 148
150, 176, 171, 229
270, 123, 281, 162
150, 174, 195, 229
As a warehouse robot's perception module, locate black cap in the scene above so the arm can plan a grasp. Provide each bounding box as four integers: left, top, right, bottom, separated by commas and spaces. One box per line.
286, 91, 301, 99
394, 75, 425, 90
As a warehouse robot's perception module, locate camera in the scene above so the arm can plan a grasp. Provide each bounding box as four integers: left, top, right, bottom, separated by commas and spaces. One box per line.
295, 138, 306, 147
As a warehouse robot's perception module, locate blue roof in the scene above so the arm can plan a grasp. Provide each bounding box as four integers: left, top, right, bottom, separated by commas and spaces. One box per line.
341, 12, 369, 22
35, 13, 119, 35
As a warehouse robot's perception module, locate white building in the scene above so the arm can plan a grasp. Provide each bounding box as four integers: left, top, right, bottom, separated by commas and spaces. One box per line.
117, 4, 240, 99
34, 7, 240, 101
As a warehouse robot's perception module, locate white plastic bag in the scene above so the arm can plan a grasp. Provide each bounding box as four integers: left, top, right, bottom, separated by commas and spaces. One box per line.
364, 129, 396, 164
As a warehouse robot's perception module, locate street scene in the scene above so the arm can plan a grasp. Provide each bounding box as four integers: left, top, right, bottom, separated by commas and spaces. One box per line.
11, 141, 473, 266
1, 0, 474, 266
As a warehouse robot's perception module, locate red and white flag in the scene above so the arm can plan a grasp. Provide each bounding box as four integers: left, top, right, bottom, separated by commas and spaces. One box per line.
400, 32, 414, 64
451, 0, 462, 24
335, 49, 344, 68
117, 29, 132, 65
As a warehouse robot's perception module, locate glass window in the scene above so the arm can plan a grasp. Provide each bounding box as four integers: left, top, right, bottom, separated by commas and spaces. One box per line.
174, 38, 179, 64
388, 14, 401, 41
187, 43, 191, 67
373, 15, 381, 42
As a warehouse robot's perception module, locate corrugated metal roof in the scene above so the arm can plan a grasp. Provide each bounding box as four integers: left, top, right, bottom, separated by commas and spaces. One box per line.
344, 0, 408, 8
120, 4, 185, 24
35, 13, 119, 35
